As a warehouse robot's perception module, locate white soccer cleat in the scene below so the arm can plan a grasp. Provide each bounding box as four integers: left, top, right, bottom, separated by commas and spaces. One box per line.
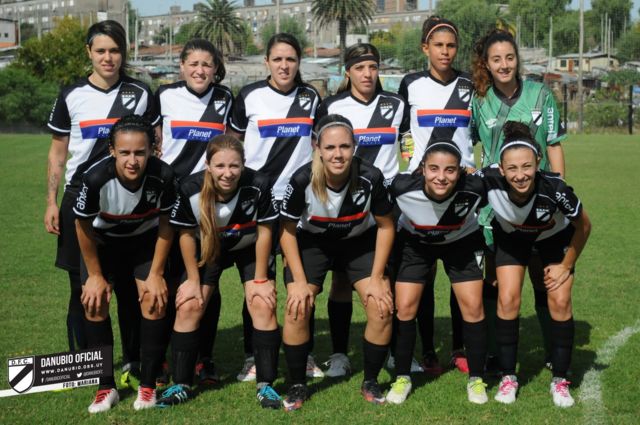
550, 378, 575, 408
306, 354, 325, 378
324, 353, 351, 378
385, 376, 412, 404
467, 378, 489, 404
88, 388, 119, 413
237, 356, 257, 382
494, 375, 518, 404
133, 386, 156, 410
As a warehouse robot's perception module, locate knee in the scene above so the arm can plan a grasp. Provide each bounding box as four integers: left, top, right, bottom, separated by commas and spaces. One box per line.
459, 301, 484, 322
498, 292, 521, 316
176, 298, 204, 322
548, 294, 572, 317
395, 299, 418, 321
249, 297, 276, 321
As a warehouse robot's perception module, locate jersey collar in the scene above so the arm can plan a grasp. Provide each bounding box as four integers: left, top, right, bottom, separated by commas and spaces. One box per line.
427, 69, 460, 86
185, 81, 215, 99
86, 76, 123, 94
492, 78, 523, 107
266, 76, 299, 96
349, 88, 381, 106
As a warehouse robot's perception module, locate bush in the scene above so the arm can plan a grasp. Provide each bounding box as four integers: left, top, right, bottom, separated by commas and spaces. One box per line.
584, 102, 628, 128
0, 67, 58, 130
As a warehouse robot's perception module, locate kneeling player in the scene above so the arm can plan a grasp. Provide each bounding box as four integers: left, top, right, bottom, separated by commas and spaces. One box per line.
74, 115, 176, 413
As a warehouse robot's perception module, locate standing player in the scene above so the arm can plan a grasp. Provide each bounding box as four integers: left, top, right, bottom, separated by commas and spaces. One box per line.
74, 115, 176, 413
314, 43, 404, 377
45, 20, 158, 387
471, 28, 567, 371
481, 121, 590, 407
156, 39, 234, 385
279, 114, 395, 410
158, 135, 281, 409
228, 33, 322, 380
397, 16, 474, 374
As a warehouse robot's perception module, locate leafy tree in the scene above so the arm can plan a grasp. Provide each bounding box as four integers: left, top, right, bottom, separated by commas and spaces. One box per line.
0, 67, 58, 128
507, 0, 570, 48
370, 29, 396, 61
395, 27, 424, 72
175, 21, 197, 45
311, 0, 376, 69
591, 0, 633, 41
190, 0, 244, 55
153, 26, 171, 45
616, 25, 640, 63
19, 23, 37, 43
260, 16, 309, 50
233, 20, 260, 55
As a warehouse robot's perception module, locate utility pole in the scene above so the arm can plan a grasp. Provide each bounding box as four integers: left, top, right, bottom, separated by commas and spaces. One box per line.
134, 12, 139, 62
276, 0, 280, 33
548, 16, 553, 73
578, 0, 584, 133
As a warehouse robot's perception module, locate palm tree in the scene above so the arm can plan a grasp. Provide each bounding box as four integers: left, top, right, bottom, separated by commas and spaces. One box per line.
191, 0, 244, 56
311, 0, 376, 69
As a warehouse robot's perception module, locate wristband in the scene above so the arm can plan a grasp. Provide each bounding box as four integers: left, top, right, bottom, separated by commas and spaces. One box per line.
253, 279, 268, 284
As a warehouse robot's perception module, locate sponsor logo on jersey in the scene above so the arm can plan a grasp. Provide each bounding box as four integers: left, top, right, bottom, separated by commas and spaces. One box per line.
454, 201, 469, 217
309, 211, 368, 230
351, 188, 367, 206
120, 91, 137, 110
485, 118, 498, 129
555, 192, 576, 214
145, 189, 157, 204
257, 118, 313, 138
241, 199, 255, 217
298, 92, 312, 111
536, 206, 551, 221
379, 101, 394, 120
410, 221, 463, 232
77, 183, 89, 211
214, 99, 227, 115
171, 121, 225, 142
547, 107, 556, 135
458, 87, 471, 103
353, 127, 396, 146
8, 357, 35, 393
531, 110, 542, 126
218, 221, 257, 238
416, 109, 470, 128
79, 118, 118, 140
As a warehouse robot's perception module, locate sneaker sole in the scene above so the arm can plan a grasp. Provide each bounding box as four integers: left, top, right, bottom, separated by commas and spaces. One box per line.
362, 391, 385, 405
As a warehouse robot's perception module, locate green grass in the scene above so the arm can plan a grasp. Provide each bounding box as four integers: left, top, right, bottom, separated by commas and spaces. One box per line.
0, 133, 638, 424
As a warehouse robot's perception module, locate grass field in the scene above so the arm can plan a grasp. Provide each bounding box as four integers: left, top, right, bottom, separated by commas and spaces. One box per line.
0, 134, 638, 424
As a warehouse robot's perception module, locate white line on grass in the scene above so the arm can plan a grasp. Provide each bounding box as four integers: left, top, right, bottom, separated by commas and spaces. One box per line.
579, 319, 640, 425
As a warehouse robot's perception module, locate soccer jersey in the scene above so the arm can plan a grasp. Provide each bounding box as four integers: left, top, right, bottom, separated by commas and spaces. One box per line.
280, 157, 393, 240
229, 79, 320, 201
73, 156, 176, 238
48, 76, 159, 192
390, 172, 485, 244
480, 166, 582, 239
156, 81, 233, 181
471, 79, 567, 171
398, 70, 475, 171
169, 168, 278, 252
315, 90, 404, 179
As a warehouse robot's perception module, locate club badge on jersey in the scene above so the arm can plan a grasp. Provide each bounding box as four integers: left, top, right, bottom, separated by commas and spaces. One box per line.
120, 90, 137, 110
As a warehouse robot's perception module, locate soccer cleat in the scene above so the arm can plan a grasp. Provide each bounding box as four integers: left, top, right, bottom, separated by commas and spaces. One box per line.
422, 352, 443, 376
467, 378, 488, 404
495, 375, 519, 404
386, 355, 424, 373
155, 361, 170, 390
324, 353, 351, 378
385, 376, 412, 404
155, 384, 192, 407
237, 356, 257, 382
257, 384, 282, 409
361, 380, 385, 405
133, 386, 157, 410
120, 362, 141, 390
195, 358, 219, 385
306, 354, 324, 378
88, 388, 119, 414
550, 378, 574, 408
283, 384, 309, 411
451, 350, 470, 374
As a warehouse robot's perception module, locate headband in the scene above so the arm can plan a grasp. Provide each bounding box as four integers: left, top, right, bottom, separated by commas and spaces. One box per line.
425, 23, 458, 42
314, 121, 353, 141
425, 140, 462, 158
499, 140, 539, 156
345, 54, 379, 70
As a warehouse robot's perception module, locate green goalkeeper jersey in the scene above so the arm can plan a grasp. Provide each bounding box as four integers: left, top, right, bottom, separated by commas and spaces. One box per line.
471, 79, 566, 171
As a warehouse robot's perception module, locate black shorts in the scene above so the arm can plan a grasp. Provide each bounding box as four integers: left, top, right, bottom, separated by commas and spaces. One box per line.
284, 228, 377, 288
395, 229, 486, 284
201, 244, 276, 288
494, 225, 575, 269
80, 228, 158, 286
56, 190, 81, 272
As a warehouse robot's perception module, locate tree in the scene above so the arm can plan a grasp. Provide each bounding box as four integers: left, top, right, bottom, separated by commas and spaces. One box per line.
0, 67, 58, 128
507, 0, 570, 48
311, 0, 376, 69
153, 26, 171, 45
370, 28, 397, 61
260, 16, 309, 50
395, 27, 424, 72
190, 0, 244, 55
616, 24, 640, 63
175, 21, 197, 45
591, 0, 633, 41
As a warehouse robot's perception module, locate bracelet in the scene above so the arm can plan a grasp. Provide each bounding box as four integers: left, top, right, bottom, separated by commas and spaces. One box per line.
253, 279, 268, 284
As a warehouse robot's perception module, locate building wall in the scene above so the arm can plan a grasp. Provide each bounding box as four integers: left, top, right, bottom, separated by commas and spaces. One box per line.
0, 18, 17, 46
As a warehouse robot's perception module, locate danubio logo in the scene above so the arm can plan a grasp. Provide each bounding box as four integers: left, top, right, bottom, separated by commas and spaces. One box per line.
171, 121, 225, 142
258, 118, 313, 138
354, 128, 396, 146
79, 119, 119, 140
417, 109, 470, 128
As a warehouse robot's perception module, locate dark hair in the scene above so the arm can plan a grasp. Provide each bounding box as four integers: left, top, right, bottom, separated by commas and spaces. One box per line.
499, 121, 541, 161
86, 20, 128, 77
109, 114, 155, 149
472, 28, 521, 97
337, 43, 383, 94
265, 33, 303, 86
413, 138, 463, 176
422, 16, 458, 44
180, 38, 226, 83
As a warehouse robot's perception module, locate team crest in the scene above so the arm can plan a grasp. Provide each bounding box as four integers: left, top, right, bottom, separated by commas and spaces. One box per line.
531, 110, 542, 125
145, 189, 157, 204
458, 87, 471, 103
485, 118, 498, 129
8, 356, 35, 394
120, 91, 137, 110
352, 188, 366, 206
536, 206, 551, 221
298, 92, 311, 111
214, 99, 227, 115
474, 250, 484, 270
379, 102, 393, 120
454, 201, 469, 217
241, 199, 255, 217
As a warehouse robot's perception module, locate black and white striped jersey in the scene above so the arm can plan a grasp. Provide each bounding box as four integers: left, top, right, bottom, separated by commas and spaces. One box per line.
480, 167, 582, 239
315, 90, 404, 180
280, 157, 393, 240
73, 156, 176, 238
169, 168, 278, 252
47, 76, 159, 192
390, 172, 485, 244
229, 80, 320, 201
156, 81, 233, 181
398, 70, 475, 170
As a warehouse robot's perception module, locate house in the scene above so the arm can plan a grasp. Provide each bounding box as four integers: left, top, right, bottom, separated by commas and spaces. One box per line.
555, 52, 619, 73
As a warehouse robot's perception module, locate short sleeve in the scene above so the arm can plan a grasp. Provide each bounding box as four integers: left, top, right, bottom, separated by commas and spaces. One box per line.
554, 178, 582, 220
257, 177, 279, 223
159, 171, 177, 213
47, 90, 71, 135
370, 171, 393, 217
543, 88, 567, 145
143, 86, 161, 126
280, 178, 305, 221
229, 90, 248, 133
398, 78, 411, 134
169, 188, 198, 228
73, 176, 101, 219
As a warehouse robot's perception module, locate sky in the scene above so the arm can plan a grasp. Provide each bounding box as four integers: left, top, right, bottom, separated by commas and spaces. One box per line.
132, 0, 640, 19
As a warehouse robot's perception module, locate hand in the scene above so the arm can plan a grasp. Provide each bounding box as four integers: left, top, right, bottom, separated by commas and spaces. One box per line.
246, 280, 277, 310
544, 264, 572, 292
175, 278, 203, 309
364, 275, 394, 318
81, 274, 111, 316
285, 281, 314, 320
140, 273, 168, 314
44, 203, 60, 235
465, 166, 477, 174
